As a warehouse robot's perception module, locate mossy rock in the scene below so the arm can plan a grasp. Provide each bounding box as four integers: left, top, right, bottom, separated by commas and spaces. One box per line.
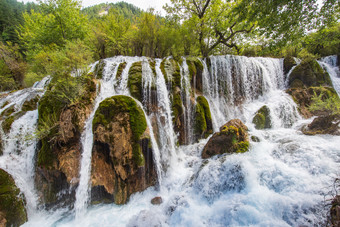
283, 56, 297, 74
202, 119, 249, 159
288, 59, 332, 88
0, 105, 15, 118
2, 111, 25, 134
186, 57, 204, 92
94, 60, 106, 79
0, 169, 27, 226
128, 62, 143, 101
194, 96, 213, 140
148, 59, 157, 76
252, 105, 272, 130
93, 95, 147, 165
116, 62, 127, 79
22, 96, 40, 112
0, 136, 2, 156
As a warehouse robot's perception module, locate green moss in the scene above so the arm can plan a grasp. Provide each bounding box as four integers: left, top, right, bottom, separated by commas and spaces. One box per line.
160, 58, 168, 83
148, 59, 157, 76
22, 96, 40, 112
289, 59, 333, 88
128, 62, 143, 101
2, 111, 25, 134
170, 59, 181, 88
171, 93, 183, 125
194, 96, 213, 138
252, 105, 271, 130
194, 102, 207, 134
132, 144, 145, 167
37, 139, 56, 169
251, 135, 260, 142
0, 169, 27, 226
236, 141, 249, 153
0, 105, 15, 118
94, 60, 106, 79
116, 62, 127, 79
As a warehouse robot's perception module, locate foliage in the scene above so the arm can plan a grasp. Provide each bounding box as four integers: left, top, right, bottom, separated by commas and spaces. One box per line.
0, 41, 27, 91
309, 90, 340, 115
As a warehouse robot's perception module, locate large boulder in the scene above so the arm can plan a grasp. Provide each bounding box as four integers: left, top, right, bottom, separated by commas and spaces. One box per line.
252, 105, 272, 129
194, 96, 213, 141
302, 114, 340, 135
288, 59, 332, 88
91, 95, 157, 205
202, 119, 249, 159
35, 73, 96, 208
0, 169, 27, 226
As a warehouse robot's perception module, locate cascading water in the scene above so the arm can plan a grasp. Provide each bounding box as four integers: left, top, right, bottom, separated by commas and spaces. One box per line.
0, 78, 50, 218
1, 55, 338, 227
319, 55, 340, 95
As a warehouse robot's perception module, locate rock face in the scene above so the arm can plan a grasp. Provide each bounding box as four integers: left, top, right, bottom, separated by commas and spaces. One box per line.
283, 56, 297, 75
0, 169, 27, 226
302, 114, 340, 135
194, 96, 213, 141
186, 57, 204, 93
288, 59, 332, 88
35, 73, 96, 208
202, 119, 249, 159
91, 95, 157, 205
252, 105, 272, 129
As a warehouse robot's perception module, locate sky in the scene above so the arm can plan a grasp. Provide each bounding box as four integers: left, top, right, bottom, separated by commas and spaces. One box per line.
21, 0, 171, 14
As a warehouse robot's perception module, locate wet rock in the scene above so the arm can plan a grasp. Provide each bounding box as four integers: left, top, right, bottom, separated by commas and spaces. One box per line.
287, 87, 338, 118
302, 114, 340, 135
251, 136, 260, 142
283, 56, 297, 75
252, 105, 272, 129
194, 96, 213, 141
330, 195, 340, 227
35, 73, 96, 208
202, 119, 249, 159
151, 196, 163, 205
94, 60, 105, 79
91, 95, 157, 205
288, 59, 332, 88
186, 57, 204, 93
0, 168, 27, 226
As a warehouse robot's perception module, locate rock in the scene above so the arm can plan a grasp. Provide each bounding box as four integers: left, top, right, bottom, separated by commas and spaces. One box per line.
151, 196, 163, 205
94, 60, 105, 79
194, 96, 213, 141
283, 56, 297, 75
252, 105, 272, 129
202, 119, 249, 159
286, 86, 338, 118
171, 88, 185, 145
35, 73, 96, 208
0, 168, 27, 226
288, 59, 332, 88
186, 57, 204, 93
116, 62, 127, 79
91, 95, 157, 205
251, 136, 260, 142
128, 61, 143, 101
302, 114, 340, 135
330, 195, 340, 227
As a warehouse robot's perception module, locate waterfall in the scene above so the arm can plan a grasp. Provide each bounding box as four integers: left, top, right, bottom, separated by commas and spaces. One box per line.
318, 55, 340, 95
1, 55, 338, 227
180, 58, 194, 144
0, 82, 49, 218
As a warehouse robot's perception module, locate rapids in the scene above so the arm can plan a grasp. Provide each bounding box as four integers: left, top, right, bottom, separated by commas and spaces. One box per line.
0, 55, 339, 226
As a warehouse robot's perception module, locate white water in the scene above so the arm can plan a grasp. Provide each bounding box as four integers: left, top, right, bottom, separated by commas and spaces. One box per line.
0, 80, 49, 219
319, 55, 340, 95
1, 55, 339, 227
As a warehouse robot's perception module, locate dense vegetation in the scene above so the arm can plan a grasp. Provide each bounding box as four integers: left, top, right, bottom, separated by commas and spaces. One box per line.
0, 0, 339, 91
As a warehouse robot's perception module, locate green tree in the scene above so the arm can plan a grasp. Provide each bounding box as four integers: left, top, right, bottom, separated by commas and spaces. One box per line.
165, 0, 339, 57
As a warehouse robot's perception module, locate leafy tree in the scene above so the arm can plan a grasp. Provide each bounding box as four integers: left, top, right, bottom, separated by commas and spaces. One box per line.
165, 0, 339, 57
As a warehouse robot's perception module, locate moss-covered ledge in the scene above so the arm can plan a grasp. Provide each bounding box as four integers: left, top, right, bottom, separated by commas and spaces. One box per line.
194, 96, 213, 141
0, 168, 27, 227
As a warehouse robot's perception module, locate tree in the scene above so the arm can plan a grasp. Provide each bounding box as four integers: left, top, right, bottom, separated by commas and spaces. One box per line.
165, 0, 339, 57
20, 0, 89, 57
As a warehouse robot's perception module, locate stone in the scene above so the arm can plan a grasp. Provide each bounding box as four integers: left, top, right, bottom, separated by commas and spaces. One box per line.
151, 196, 163, 205
252, 105, 272, 130
288, 59, 332, 88
202, 119, 249, 159
91, 95, 157, 205
302, 114, 340, 135
0, 168, 27, 226
330, 195, 340, 227
194, 96, 213, 141
283, 56, 297, 75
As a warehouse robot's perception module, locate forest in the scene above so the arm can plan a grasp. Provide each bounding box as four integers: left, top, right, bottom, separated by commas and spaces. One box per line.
0, 0, 339, 91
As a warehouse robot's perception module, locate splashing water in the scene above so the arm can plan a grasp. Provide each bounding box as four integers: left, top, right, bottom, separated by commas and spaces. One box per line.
1, 55, 338, 227
319, 55, 340, 95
